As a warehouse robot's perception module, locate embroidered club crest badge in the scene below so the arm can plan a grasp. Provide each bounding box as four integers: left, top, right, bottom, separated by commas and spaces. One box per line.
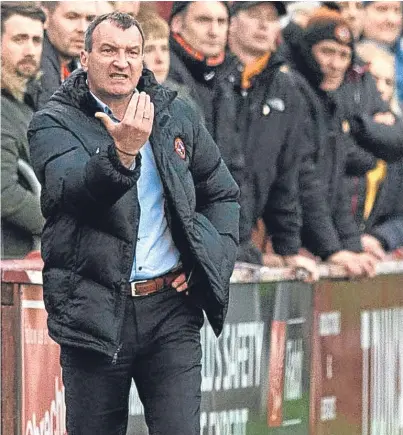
174, 137, 186, 159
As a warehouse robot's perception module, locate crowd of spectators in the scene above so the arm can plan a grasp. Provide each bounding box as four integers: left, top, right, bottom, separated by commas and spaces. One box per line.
2, 0, 403, 280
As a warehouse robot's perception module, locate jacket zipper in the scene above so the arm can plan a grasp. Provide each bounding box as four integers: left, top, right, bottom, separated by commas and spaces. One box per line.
112, 174, 140, 365
112, 343, 122, 365
111, 291, 127, 365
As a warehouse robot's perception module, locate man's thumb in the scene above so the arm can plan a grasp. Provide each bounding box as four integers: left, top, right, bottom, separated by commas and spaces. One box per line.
95, 112, 113, 130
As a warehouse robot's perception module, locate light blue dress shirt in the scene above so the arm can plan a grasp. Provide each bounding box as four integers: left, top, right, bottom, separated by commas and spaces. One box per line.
91, 92, 181, 280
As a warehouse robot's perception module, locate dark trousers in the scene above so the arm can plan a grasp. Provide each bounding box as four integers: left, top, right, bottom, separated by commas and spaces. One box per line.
60, 287, 204, 435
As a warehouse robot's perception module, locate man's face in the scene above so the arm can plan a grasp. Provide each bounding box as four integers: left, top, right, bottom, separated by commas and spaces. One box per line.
230, 3, 280, 56
45, 1, 97, 59
174, 1, 228, 57
114, 1, 140, 17
312, 40, 352, 91
80, 20, 144, 100
1, 14, 44, 79
144, 37, 170, 84
363, 2, 402, 45
370, 57, 395, 103
337, 1, 364, 40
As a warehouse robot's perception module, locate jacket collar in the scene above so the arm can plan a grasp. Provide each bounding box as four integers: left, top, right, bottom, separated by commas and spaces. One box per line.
169, 33, 225, 84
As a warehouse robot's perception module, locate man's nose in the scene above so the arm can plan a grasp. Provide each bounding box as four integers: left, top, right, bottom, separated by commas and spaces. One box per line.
76, 18, 88, 33
23, 38, 37, 56
113, 52, 129, 68
209, 20, 219, 35
155, 52, 163, 64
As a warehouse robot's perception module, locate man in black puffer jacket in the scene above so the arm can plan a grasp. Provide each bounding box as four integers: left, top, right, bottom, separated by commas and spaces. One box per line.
289, 9, 379, 276
28, 12, 239, 435
227, 1, 318, 279
168, 1, 257, 263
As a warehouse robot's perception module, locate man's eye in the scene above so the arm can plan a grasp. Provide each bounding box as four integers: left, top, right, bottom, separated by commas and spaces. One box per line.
102, 48, 113, 53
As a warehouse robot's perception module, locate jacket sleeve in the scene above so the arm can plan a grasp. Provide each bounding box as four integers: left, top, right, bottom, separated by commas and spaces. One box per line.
1, 124, 45, 235
28, 114, 141, 219
189, 111, 240, 263
332, 177, 362, 252
370, 217, 403, 251
350, 113, 403, 162
299, 112, 344, 259
348, 73, 403, 162
345, 141, 377, 176
262, 89, 304, 256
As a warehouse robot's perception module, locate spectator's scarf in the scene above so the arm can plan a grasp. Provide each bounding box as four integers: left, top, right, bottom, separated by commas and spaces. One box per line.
170, 32, 225, 83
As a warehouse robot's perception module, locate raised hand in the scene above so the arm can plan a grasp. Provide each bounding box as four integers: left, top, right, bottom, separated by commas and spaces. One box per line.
95, 91, 155, 166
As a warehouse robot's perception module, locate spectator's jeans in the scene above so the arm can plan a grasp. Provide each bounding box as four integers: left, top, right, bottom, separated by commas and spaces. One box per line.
60, 287, 204, 435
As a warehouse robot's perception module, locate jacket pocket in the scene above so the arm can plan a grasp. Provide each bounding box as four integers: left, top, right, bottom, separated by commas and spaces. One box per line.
192, 212, 225, 303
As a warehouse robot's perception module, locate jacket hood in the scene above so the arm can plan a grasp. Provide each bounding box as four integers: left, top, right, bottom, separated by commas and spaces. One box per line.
48, 67, 177, 116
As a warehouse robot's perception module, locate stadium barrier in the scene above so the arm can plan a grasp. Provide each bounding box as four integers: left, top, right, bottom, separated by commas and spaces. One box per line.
2, 255, 403, 435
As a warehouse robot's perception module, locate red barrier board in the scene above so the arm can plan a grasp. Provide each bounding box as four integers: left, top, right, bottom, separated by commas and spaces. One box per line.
267, 320, 287, 427
21, 285, 66, 435
311, 275, 403, 435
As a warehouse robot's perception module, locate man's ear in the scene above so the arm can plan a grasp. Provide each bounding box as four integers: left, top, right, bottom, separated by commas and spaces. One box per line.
41, 5, 50, 31
170, 14, 183, 34
80, 50, 88, 71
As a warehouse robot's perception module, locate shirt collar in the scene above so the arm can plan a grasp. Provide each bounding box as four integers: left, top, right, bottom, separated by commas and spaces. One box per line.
90, 91, 119, 120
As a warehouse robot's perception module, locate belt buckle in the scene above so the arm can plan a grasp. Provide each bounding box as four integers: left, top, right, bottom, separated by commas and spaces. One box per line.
131, 280, 148, 297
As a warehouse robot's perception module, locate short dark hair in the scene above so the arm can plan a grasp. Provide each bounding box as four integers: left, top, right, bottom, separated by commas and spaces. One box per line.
84, 12, 145, 53
1, 2, 46, 34
40, 1, 59, 13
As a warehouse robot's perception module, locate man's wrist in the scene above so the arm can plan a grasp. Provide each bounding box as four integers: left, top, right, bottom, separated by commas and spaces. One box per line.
115, 147, 137, 168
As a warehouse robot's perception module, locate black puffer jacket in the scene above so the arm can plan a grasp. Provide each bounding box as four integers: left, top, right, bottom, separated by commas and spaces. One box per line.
340, 60, 403, 174
291, 67, 363, 258
28, 69, 240, 357
228, 52, 305, 257
168, 35, 254, 262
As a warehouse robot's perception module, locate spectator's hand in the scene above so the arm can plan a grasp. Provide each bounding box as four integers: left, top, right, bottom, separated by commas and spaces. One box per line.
361, 234, 387, 261
283, 255, 320, 283
95, 91, 154, 167
373, 112, 395, 126
327, 250, 377, 278
262, 253, 285, 268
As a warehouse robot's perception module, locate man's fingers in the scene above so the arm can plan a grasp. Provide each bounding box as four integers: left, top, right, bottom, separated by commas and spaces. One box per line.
172, 273, 187, 290
148, 102, 155, 124
95, 112, 115, 132
175, 282, 189, 292
142, 94, 152, 121
133, 92, 148, 124
122, 91, 140, 123
344, 262, 363, 277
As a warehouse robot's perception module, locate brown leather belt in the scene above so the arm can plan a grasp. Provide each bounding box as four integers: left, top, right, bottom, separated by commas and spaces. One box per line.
128, 268, 183, 297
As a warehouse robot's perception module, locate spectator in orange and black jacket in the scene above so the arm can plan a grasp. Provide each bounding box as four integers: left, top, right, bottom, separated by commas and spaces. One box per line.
168, 1, 257, 264
227, 1, 319, 280
38, 1, 97, 108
